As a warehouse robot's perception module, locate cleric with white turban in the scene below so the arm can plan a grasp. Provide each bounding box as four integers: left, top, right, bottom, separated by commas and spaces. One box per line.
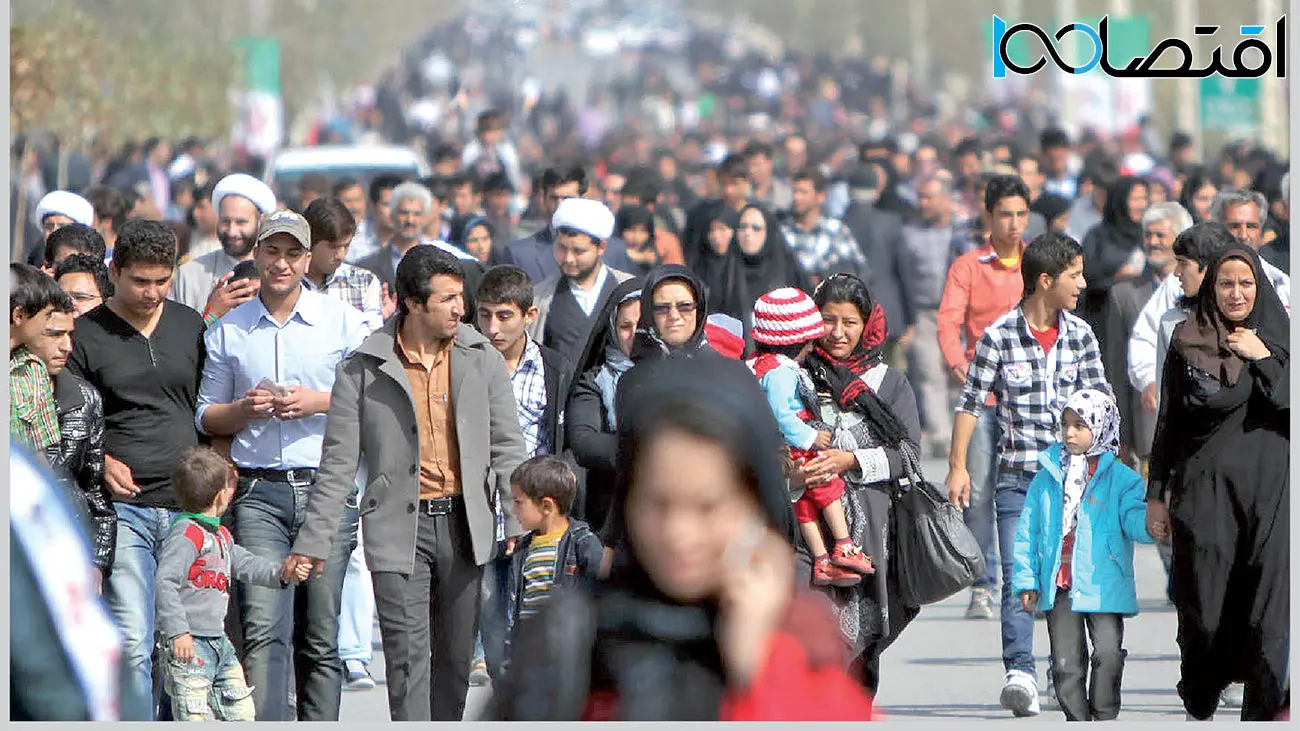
170, 173, 278, 314
34, 191, 95, 239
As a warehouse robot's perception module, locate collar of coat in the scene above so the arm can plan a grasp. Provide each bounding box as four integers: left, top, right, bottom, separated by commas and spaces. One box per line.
1036, 442, 1119, 487
356, 317, 491, 362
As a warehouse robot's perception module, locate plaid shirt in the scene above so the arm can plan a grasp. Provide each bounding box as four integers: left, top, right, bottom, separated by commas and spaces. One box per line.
301, 262, 384, 333
510, 338, 549, 460
957, 307, 1110, 476
781, 215, 868, 280
10, 346, 61, 452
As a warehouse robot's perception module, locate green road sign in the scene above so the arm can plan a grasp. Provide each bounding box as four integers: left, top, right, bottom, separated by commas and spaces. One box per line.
1200, 77, 1261, 133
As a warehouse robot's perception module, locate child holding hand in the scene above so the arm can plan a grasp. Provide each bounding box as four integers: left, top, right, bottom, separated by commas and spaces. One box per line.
1012, 389, 1154, 722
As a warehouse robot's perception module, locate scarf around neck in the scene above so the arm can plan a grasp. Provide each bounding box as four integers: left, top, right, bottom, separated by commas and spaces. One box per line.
1059, 388, 1120, 536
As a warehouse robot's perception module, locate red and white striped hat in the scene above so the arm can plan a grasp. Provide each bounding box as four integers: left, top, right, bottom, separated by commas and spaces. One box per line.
751, 287, 825, 346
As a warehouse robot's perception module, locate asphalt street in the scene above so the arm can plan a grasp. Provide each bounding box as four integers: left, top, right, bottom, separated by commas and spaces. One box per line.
340, 455, 1225, 722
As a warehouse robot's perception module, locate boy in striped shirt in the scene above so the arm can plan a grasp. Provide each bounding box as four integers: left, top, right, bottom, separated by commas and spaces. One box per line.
504, 456, 604, 661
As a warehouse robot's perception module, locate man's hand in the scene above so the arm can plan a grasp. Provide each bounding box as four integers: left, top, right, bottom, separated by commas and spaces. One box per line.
104, 454, 140, 498
1141, 383, 1158, 415
271, 386, 326, 421
1020, 590, 1038, 613
240, 388, 277, 420
281, 554, 321, 583
946, 466, 971, 509
172, 633, 195, 664
897, 325, 917, 348
205, 272, 260, 320
92, 567, 103, 596
381, 283, 398, 320
505, 536, 519, 556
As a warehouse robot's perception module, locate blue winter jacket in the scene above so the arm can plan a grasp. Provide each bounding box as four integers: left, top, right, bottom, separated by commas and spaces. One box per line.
1012, 444, 1154, 616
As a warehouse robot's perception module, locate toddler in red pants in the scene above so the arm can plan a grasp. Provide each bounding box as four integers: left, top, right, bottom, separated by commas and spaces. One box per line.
746, 288, 876, 587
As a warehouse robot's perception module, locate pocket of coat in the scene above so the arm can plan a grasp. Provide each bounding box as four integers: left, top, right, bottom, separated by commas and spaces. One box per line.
360, 475, 389, 516
1106, 535, 1135, 578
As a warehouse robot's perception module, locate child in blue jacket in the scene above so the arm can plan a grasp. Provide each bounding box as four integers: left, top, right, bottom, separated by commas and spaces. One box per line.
1013, 388, 1154, 722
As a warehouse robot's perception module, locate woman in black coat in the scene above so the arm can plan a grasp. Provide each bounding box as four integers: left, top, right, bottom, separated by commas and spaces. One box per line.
1146, 245, 1289, 721
565, 278, 643, 533
1079, 175, 1150, 340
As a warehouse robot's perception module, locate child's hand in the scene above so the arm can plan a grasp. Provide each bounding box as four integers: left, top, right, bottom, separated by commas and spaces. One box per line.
1020, 591, 1038, 613
814, 430, 832, 450
172, 633, 195, 664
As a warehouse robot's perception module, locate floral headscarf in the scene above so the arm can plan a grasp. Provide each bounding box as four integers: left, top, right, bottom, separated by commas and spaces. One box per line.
1060, 388, 1120, 536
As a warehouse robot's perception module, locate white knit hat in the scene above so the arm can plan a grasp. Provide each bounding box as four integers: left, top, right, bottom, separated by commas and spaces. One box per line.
751, 287, 825, 346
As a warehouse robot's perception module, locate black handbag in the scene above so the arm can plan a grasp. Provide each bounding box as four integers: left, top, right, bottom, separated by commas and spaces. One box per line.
888, 447, 987, 607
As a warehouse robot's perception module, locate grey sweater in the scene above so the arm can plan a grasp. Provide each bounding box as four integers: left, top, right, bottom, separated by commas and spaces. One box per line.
155, 518, 283, 640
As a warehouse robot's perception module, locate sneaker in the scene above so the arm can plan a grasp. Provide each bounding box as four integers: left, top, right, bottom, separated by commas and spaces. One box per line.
813, 557, 862, 588
469, 658, 490, 687
1000, 670, 1041, 717
830, 543, 876, 575
344, 660, 375, 691
1220, 683, 1245, 709
965, 587, 997, 620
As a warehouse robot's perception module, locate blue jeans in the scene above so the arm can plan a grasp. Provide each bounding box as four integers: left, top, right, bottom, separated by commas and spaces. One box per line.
103, 503, 178, 719
162, 635, 256, 721
228, 476, 359, 721
965, 405, 1001, 589
995, 469, 1037, 676
476, 545, 512, 678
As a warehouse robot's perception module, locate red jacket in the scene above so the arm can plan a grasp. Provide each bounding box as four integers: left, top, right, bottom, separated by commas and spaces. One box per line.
581, 593, 874, 721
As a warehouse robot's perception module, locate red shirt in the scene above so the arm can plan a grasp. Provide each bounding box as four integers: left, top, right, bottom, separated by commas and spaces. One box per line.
1029, 321, 1060, 355
1056, 458, 1099, 590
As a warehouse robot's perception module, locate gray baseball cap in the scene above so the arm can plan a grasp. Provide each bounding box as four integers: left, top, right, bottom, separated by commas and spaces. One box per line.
256, 209, 311, 250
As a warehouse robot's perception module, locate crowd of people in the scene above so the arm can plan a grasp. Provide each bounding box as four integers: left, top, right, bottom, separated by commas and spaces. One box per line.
9, 16, 1293, 722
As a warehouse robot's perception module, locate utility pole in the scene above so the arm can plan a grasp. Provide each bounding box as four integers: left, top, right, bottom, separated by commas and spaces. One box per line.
1258, 0, 1287, 155
1057, 0, 1079, 132
1173, 0, 1200, 156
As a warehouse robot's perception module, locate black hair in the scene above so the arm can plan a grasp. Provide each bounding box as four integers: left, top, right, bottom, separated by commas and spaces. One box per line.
540, 165, 588, 196
792, 168, 829, 193
449, 172, 482, 195
716, 154, 749, 181
1172, 221, 1236, 270
83, 185, 130, 232
953, 136, 983, 161
476, 109, 505, 134
811, 272, 873, 323
743, 140, 774, 159
192, 181, 216, 204
328, 177, 361, 198
10, 263, 74, 323
111, 219, 178, 271
477, 265, 535, 312
511, 455, 578, 516
1080, 158, 1120, 189
1022, 232, 1084, 296
432, 143, 461, 163
368, 173, 406, 207
303, 197, 357, 246
418, 175, 452, 203
394, 245, 464, 316
172, 446, 235, 513
54, 253, 113, 301
984, 174, 1032, 214
1040, 127, 1071, 150
45, 223, 107, 267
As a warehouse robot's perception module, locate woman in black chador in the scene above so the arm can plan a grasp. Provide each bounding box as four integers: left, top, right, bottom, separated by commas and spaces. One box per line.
1147, 245, 1289, 721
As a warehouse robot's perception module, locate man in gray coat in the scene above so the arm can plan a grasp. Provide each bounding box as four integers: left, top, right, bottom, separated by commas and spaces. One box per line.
286, 246, 527, 721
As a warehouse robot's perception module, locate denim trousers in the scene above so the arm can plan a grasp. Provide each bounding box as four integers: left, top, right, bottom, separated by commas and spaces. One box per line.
162, 634, 257, 721
995, 468, 1037, 676
103, 502, 178, 719
965, 404, 1001, 589
228, 475, 359, 721
475, 544, 513, 678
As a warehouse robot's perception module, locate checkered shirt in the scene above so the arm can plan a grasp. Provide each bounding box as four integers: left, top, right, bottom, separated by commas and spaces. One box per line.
957, 307, 1110, 476
301, 262, 384, 333
781, 216, 868, 280
10, 346, 61, 452
511, 337, 549, 460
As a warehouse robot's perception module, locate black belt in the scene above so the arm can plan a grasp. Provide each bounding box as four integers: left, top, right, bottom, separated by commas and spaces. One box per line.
238, 467, 318, 485
418, 496, 461, 516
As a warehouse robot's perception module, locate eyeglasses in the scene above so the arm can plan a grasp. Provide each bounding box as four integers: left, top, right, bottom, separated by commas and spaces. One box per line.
652, 301, 697, 316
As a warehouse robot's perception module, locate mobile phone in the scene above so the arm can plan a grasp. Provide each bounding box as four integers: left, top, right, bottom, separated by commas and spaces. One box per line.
254, 377, 286, 396
230, 260, 258, 283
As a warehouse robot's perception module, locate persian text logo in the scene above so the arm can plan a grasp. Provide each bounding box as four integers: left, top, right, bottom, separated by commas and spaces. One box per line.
991, 15, 1287, 79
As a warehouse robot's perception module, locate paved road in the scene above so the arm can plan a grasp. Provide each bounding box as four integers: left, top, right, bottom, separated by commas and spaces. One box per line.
340, 455, 1221, 722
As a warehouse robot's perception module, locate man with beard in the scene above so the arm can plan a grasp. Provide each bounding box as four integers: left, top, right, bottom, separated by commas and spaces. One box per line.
170, 174, 277, 320
526, 198, 634, 365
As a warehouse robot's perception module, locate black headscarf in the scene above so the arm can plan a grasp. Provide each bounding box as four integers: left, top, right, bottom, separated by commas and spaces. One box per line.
1174, 245, 1290, 387
614, 204, 656, 243
1099, 175, 1147, 247
1030, 194, 1072, 227
449, 214, 494, 250
630, 265, 710, 362
696, 204, 813, 326
573, 277, 645, 377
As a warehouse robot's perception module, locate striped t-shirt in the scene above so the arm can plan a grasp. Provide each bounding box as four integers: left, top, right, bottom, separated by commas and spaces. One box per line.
520, 526, 566, 619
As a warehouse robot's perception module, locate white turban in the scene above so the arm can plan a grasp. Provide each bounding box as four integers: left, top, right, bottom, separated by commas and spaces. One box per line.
34, 191, 95, 228
551, 197, 615, 242
212, 173, 277, 216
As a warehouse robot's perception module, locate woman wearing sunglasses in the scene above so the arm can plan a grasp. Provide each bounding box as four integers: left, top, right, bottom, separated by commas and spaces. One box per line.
628, 264, 712, 361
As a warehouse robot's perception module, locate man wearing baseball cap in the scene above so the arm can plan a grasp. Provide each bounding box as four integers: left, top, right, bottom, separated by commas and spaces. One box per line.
194, 209, 370, 721
172, 173, 278, 321
525, 197, 635, 364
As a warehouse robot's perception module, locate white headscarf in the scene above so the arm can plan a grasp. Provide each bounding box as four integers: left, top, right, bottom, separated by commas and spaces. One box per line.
1060, 388, 1121, 536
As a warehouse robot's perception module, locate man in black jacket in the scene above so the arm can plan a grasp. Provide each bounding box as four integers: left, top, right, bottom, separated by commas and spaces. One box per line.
840, 165, 915, 367
26, 287, 117, 590
473, 264, 576, 685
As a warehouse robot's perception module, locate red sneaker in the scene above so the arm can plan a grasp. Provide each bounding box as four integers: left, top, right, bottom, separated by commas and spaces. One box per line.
831, 543, 876, 575
813, 557, 862, 587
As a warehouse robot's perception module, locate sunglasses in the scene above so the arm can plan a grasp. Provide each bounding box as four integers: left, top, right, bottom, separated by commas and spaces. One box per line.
652, 301, 698, 316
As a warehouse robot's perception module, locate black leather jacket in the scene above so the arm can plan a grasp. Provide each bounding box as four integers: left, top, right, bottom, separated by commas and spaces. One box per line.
44, 371, 116, 573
